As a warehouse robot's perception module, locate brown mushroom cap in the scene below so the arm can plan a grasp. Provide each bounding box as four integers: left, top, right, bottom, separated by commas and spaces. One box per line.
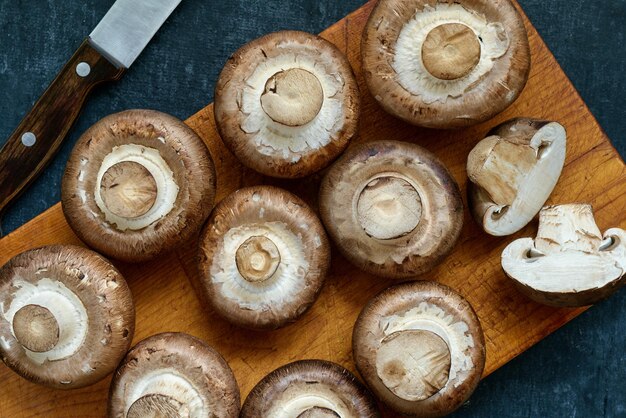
361, 0, 531, 128
319, 140, 463, 279
108, 332, 240, 418
214, 30, 360, 178
353, 281, 486, 417
197, 186, 330, 329
62, 109, 216, 263
241, 360, 380, 417
0, 245, 135, 389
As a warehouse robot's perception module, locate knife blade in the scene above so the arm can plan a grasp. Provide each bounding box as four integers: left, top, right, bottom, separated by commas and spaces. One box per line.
0, 0, 182, 228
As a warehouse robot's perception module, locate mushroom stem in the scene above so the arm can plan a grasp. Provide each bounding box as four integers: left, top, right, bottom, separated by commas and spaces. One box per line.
100, 161, 158, 219
356, 176, 422, 240
297, 407, 340, 417
422, 23, 481, 80
261, 68, 324, 127
12, 304, 60, 353
127, 394, 184, 418
535, 204, 603, 255
375, 330, 451, 402
235, 236, 281, 283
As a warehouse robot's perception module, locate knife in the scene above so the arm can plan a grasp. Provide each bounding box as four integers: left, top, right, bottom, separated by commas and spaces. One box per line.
0, 0, 182, 233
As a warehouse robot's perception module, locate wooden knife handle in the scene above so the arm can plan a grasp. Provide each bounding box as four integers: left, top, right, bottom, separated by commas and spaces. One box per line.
0, 39, 125, 213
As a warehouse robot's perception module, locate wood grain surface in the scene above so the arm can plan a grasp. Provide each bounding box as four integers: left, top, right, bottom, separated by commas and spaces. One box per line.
1, 1, 624, 416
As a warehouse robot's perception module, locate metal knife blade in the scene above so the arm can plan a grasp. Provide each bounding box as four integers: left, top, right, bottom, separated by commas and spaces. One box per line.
89, 0, 182, 69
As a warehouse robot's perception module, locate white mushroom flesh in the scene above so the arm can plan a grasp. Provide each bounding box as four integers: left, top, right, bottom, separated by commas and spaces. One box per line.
265, 382, 354, 418
393, 3, 510, 104
210, 222, 309, 311
379, 302, 474, 387
502, 204, 626, 293
125, 369, 205, 417
357, 176, 422, 240
0, 278, 88, 364
94, 144, 179, 231
239, 50, 345, 162
470, 122, 567, 236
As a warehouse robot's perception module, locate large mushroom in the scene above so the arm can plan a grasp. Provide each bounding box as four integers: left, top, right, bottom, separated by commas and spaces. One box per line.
0, 245, 134, 389
353, 281, 485, 417
319, 140, 463, 278
108, 332, 240, 418
197, 186, 330, 329
214, 30, 360, 178
502, 204, 626, 307
62, 110, 216, 263
467, 118, 567, 236
361, 0, 531, 128
240, 360, 380, 417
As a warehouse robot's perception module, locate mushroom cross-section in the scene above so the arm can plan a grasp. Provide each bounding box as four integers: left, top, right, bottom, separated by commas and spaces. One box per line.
319, 140, 463, 278
353, 281, 485, 417
361, 0, 531, 128
502, 204, 626, 307
108, 332, 240, 418
197, 186, 330, 329
62, 109, 216, 263
468, 118, 567, 236
240, 360, 380, 417
0, 245, 135, 389
214, 30, 360, 178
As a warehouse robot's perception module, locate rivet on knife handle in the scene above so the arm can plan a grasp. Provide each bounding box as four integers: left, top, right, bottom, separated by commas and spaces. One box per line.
0, 40, 125, 213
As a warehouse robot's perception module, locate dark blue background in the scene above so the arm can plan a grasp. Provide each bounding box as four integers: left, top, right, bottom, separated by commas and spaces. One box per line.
1, 1, 625, 416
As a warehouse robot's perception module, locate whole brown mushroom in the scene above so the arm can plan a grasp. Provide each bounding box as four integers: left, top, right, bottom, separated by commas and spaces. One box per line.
197, 186, 330, 329
108, 332, 240, 418
353, 281, 486, 417
319, 140, 463, 278
241, 360, 380, 417
62, 109, 216, 263
0, 245, 134, 389
214, 30, 360, 178
361, 0, 531, 128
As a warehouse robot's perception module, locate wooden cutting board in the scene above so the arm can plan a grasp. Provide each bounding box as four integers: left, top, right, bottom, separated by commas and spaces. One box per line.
1, 1, 624, 417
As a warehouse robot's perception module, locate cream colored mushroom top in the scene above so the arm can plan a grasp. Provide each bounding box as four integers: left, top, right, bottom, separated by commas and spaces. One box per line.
393, 2, 510, 104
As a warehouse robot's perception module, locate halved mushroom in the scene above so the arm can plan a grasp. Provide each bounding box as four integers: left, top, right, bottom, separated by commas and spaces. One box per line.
353, 281, 485, 417
468, 118, 567, 236
502, 204, 626, 307
241, 360, 380, 417
62, 109, 216, 263
214, 30, 360, 178
108, 332, 240, 418
197, 186, 330, 329
0, 245, 134, 389
361, 0, 531, 128
319, 140, 463, 278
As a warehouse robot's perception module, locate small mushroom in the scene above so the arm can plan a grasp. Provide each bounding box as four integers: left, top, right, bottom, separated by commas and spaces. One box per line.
0, 245, 134, 389
319, 140, 463, 278
361, 0, 531, 128
467, 118, 567, 236
353, 281, 485, 417
62, 109, 216, 263
108, 332, 240, 418
214, 30, 360, 178
502, 204, 626, 307
197, 186, 330, 329
240, 360, 380, 417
